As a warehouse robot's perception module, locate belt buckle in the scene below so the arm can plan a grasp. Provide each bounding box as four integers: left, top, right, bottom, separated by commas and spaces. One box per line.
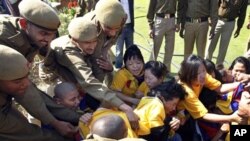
192, 18, 201, 23
164, 14, 170, 19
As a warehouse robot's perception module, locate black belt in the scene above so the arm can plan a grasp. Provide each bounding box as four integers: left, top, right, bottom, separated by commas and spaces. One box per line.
186, 17, 208, 23
156, 13, 175, 19
219, 17, 235, 22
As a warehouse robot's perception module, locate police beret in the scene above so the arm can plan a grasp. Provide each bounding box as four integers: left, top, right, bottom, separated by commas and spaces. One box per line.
19, 0, 60, 30
68, 17, 98, 42
0, 45, 29, 80
95, 0, 126, 28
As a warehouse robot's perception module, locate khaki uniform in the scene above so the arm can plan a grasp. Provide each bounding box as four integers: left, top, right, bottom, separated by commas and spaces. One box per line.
147, 0, 178, 71
0, 91, 72, 141
0, 15, 40, 62
85, 11, 122, 83
179, 0, 218, 59
43, 35, 124, 107
206, 0, 248, 64
0, 15, 80, 125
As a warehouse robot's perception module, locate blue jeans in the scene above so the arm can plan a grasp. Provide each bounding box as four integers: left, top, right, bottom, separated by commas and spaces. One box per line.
167, 133, 182, 141
115, 23, 134, 68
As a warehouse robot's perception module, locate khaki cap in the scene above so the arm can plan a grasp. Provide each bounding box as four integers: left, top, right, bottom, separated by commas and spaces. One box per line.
95, 0, 126, 28
0, 45, 29, 80
19, 0, 60, 30
68, 17, 98, 42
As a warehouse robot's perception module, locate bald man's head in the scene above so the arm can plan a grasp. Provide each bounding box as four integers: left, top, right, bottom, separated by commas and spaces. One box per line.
53, 82, 80, 109
54, 82, 77, 99
91, 114, 127, 139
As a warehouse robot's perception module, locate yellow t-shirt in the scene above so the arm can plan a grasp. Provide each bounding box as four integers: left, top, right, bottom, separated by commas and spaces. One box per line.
134, 97, 166, 136
137, 82, 149, 96
111, 68, 139, 97
178, 73, 221, 119
79, 108, 137, 138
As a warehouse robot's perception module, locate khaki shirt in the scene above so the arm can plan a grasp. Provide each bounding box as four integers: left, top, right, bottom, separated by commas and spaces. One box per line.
179, 0, 218, 28
84, 11, 121, 82
0, 15, 40, 62
0, 92, 72, 141
147, 0, 178, 28
218, 0, 248, 29
44, 35, 124, 107
0, 15, 80, 125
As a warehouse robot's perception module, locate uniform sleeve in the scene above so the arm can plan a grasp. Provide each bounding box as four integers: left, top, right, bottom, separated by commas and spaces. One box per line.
209, 0, 218, 30
15, 83, 81, 125
61, 50, 124, 107
204, 73, 221, 90
146, 0, 156, 29
14, 84, 56, 124
0, 108, 69, 141
177, 85, 208, 119
110, 69, 127, 92
177, 0, 187, 27
236, 0, 248, 29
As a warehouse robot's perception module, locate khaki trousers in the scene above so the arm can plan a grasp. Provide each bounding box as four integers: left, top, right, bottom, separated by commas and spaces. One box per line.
150, 16, 175, 71
205, 20, 235, 64
184, 21, 209, 59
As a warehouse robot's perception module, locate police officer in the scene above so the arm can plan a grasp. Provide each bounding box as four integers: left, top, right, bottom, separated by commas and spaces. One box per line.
0, 0, 60, 62
179, 0, 218, 59
82, 1, 139, 128
147, 0, 180, 71
43, 15, 138, 129
0, 45, 74, 141
84, 0, 127, 83
206, 0, 248, 65
0, 0, 81, 137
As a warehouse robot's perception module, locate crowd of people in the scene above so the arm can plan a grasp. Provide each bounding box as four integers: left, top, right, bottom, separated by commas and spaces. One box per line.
0, 0, 250, 141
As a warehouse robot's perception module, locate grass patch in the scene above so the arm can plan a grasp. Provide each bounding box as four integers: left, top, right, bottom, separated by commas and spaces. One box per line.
128, 1, 250, 73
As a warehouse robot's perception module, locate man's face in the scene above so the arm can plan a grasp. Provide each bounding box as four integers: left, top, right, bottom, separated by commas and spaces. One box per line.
25, 22, 57, 49
100, 23, 122, 37
77, 38, 98, 55
0, 74, 30, 96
